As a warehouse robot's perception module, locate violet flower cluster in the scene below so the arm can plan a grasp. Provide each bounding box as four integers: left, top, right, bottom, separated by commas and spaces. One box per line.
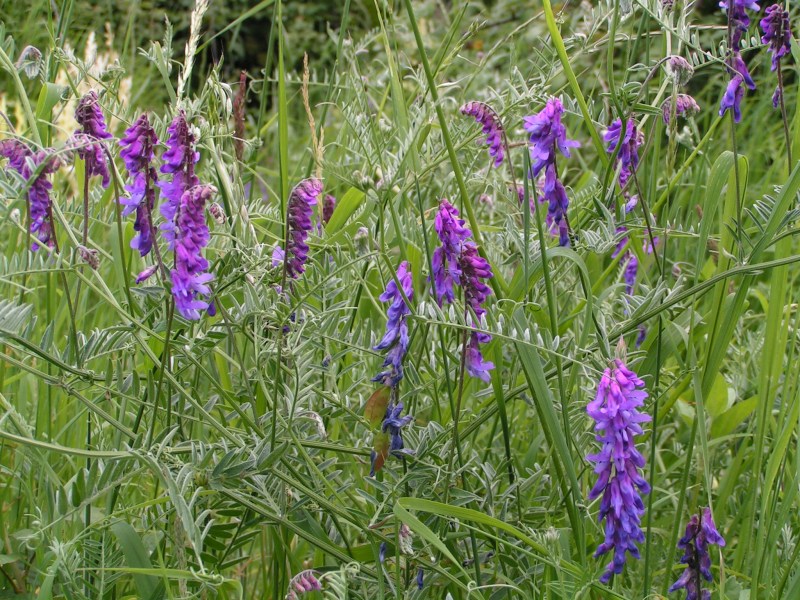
761, 4, 793, 107
460, 101, 505, 167
74, 91, 112, 187
432, 199, 495, 381
276, 178, 323, 279
0, 140, 61, 250
719, 0, 760, 121
524, 98, 579, 246
160, 111, 200, 248
587, 359, 651, 583
669, 508, 726, 600
119, 114, 159, 257
604, 118, 643, 196
662, 94, 701, 125
373, 261, 413, 387
171, 184, 216, 320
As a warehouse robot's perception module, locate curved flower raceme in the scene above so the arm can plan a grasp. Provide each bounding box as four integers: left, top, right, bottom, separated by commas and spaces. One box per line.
285, 570, 322, 600
587, 359, 651, 583
281, 178, 323, 279
74, 91, 112, 187
669, 508, 726, 600
0, 140, 61, 250
719, 0, 759, 120
432, 199, 495, 381
160, 111, 200, 248
373, 261, 414, 387
524, 98, 579, 246
171, 184, 215, 320
460, 101, 505, 167
761, 4, 792, 71
119, 114, 159, 256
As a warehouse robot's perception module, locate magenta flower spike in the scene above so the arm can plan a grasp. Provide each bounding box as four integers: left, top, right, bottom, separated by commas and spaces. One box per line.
460, 101, 506, 167
669, 508, 726, 600
373, 261, 414, 387
74, 91, 112, 187
119, 114, 160, 257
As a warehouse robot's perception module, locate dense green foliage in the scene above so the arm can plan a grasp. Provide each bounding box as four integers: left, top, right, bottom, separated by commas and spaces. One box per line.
1, 0, 800, 598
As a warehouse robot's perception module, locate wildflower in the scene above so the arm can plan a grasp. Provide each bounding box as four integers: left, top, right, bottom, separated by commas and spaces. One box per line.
664, 56, 695, 85
432, 200, 495, 380
0, 140, 60, 250
623, 254, 638, 295
587, 359, 651, 583
432, 199, 471, 305
729, 52, 756, 90
636, 325, 647, 348
280, 178, 323, 279
370, 400, 413, 476
719, 75, 745, 122
160, 111, 200, 248
373, 261, 413, 387
761, 4, 792, 71
272, 245, 285, 268
542, 177, 571, 247
322, 193, 336, 224
15, 45, 42, 79
417, 567, 424, 590
398, 523, 414, 555
74, 91, 112, 187
523, 98, 579, 187
171, 184, 215, 320
208, 202, 225, 224
460, 101, 505, 167
669, 508, 726, 600
720, 0, 760, 48
662, 94, 701, 124
119, 114, 159, 257
79, 246, 99, 270
286, 570, 322, 600
136, 264, 159, 284
379, 542, 387, 563
604, 118, 643, 191
773, 85, 782, 108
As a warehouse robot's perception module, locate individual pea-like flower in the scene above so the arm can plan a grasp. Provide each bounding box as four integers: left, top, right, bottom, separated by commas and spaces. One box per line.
160, 111, 200, 247
171, 184, 215, 320
322, 193, 336, 224
373, 261, 413, 387
136, 264, 159, 284
285, 570, 322, 600
761, 4, 792, 71
604, 118, 643, 191
0, 140, 61, 250
15, 45, 42, 79
719, 74, 745, 122
74, 91, 112, 187
623, 254, 638, 295
279, 178, 323, 279
669, 508, 726, 600
417, 567, 424, 590
635, 325, 647, 348
370, 400, 414, 476
119, 114, 160, 257
729, 52, 756, 90
587, 359, 651, 583
662, 94, 701, 125
460, 101, 505, 167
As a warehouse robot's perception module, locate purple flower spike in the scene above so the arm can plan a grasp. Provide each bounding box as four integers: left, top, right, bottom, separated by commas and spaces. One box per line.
523, 98, 579, 187
74, 91, 112, 187
119, 114, 160, 256
761, 4, 792, 71
604, 119, 643, 191
160, 111, 200, 248
1, 140, 61, 250
280, 178, 322, 279
460, 101, 505, 167
542, 177, 571, 247
171, 184, 215, 320
373, 261, 413, 387
432, 199, 471, 305
662, 94, 701, 125
431, 199, 495, 381
669, 508, 726, 600
587, 359, 651, 583
719, 75, 745, 122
